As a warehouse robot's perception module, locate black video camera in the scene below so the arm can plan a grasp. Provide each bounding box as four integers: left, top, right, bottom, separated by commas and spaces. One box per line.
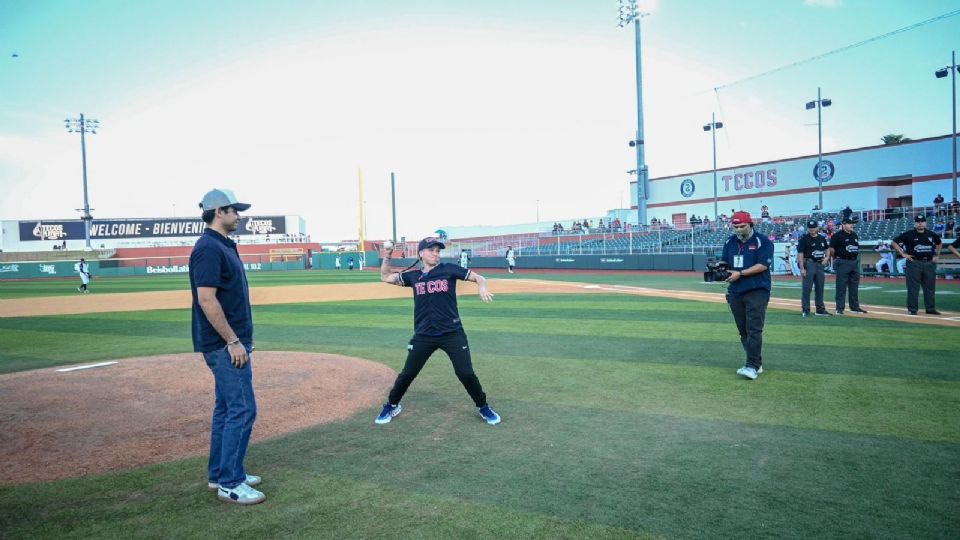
704, 259, 731, 282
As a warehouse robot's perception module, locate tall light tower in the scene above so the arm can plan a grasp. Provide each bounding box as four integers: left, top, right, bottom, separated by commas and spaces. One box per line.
935, 50, 959, 202
618, 0, 648, 227
805, 88, 832, 211
64, 114, 100, 251
703, 113, 723, 222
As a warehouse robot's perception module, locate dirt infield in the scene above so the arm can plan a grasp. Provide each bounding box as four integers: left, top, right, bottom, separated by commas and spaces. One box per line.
0, 352, 395, 485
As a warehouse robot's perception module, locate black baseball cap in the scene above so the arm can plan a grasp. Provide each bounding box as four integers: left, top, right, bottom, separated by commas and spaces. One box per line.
418, 237, 445, 251
915, 215, 927, 222
841, 217, 855, 224
806, 219, 819, 228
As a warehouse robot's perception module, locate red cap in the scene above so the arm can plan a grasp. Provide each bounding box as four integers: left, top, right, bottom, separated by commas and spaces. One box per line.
731, 211, 753, 225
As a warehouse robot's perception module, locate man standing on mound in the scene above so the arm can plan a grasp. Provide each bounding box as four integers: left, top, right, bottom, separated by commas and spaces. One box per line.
190, 188, 265, 505
375, 236, 501, 425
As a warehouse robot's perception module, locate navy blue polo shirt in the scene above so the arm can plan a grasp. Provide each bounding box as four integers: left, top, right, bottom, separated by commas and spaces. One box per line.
399, 263, 471, 336
189, 228, 253, 352
721, 231, 774, 295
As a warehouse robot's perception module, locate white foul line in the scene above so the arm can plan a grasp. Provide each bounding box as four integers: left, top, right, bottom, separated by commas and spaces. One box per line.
56, 361, 119, 373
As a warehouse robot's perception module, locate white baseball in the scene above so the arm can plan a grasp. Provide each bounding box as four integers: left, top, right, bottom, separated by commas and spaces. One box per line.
383, 240, 394, 251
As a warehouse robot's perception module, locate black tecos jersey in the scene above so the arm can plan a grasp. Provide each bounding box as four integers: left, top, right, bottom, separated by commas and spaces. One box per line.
400, 263, 471, 336
829, 230, 860, 260
893, 229, 942, 261
797, 234, 829, 262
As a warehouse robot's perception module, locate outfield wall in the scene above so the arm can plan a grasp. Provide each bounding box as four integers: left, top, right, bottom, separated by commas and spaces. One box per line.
382, 254, 709, 272
0, 257, 306, 279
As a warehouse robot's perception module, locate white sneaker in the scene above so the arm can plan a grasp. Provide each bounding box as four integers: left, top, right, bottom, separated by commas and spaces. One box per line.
217, 482, 265, 505
209, 474, 261, 490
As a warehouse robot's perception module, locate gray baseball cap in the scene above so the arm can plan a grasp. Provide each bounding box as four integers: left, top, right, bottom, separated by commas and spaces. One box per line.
199, 189, 251, 211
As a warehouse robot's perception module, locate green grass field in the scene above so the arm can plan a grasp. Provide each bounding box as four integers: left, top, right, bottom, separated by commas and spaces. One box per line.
1, 270, 958, 539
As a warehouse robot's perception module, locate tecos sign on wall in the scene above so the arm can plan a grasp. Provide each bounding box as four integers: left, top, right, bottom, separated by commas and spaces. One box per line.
19, 216, 286, 241
720, 168, 779, 193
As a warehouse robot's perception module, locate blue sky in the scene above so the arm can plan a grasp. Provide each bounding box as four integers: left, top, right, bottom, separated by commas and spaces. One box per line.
1, 0, 958, 241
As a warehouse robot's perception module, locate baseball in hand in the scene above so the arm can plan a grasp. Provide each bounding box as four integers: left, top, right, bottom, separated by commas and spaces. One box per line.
383, 240, 394, 251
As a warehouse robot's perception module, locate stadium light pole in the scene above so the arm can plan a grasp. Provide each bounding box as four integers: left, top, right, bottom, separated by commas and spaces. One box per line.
805, 88, 832, 211
618, 0, 649, 227
703, 113, 723, 223
935, 50, 959, 202
64, 114, 100, 251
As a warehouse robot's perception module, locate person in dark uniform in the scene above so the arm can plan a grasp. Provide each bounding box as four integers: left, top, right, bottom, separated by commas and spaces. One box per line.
375, 237, 501, 424
893, 215, 943, 315
797, 219, 831, 317
830, 217, 867, 314
190, 188, 265, 505
721, 211, 774, 380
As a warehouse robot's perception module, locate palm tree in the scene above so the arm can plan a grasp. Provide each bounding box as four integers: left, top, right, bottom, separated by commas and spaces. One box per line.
881, 134, 912, 145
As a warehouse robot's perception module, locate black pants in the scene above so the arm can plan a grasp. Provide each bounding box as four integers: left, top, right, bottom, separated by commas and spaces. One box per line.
388, 329, 487, 407
727, 288, 770, 370
905, 260, 937, 312
801, 259, 826, 313
833, 258, 861, 311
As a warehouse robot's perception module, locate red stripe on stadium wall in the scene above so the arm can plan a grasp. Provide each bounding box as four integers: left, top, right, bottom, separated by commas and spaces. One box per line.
643, 173, 951, 209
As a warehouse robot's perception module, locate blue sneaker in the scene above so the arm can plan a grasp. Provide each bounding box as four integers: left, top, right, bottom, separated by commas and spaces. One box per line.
478, 405, 501, 425
374, 403, 401, 424
736, 366, 759, 380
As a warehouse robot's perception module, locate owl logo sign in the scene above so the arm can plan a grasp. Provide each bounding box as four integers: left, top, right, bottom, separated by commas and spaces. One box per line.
813, 160, 835, 184
680, 178, 696, 198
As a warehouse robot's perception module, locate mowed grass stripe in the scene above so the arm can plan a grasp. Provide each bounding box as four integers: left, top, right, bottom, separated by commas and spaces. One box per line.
282, 397, 958, 539
1, 399, 956, 539
0, 457, 655, 540
473, 355, 960, 443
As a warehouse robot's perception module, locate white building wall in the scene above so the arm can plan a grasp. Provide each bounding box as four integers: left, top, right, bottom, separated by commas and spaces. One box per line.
633, 135, 956, 223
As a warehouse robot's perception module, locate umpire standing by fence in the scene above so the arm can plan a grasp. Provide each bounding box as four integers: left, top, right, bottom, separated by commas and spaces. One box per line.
830, 217, 867, 315
722, 211, 774, 380
797, 219, 831, 317
893, 215, 943, 315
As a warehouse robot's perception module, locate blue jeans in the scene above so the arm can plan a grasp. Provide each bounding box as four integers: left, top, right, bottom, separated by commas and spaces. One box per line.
204, 345, 257, 489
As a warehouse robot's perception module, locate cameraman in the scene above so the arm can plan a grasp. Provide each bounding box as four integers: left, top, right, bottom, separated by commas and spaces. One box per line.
722, 211, 774, 380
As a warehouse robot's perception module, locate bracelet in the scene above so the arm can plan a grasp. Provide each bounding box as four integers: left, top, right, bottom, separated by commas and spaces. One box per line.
227, 339, 241, 346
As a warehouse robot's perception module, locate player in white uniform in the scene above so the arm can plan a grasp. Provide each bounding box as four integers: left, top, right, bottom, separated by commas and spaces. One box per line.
76, 258, 91, 293
505, 246, 516, 274
459, 250, 469, 269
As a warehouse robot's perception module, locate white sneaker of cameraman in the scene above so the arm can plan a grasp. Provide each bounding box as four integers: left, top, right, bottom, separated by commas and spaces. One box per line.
218, 482, 266, 505
736, 366, 759, 380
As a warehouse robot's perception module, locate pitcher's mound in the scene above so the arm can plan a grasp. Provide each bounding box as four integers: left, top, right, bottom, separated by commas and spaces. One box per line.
0, 352, 395, 485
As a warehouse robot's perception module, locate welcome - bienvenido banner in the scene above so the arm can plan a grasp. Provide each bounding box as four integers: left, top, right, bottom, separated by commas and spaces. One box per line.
19, 216, 287, 241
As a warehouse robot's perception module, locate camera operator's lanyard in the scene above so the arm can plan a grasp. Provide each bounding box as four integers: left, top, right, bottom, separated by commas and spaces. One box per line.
733, 239, 748, 269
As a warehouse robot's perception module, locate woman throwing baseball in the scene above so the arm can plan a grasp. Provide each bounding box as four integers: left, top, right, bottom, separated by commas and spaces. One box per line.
375, 237, 501, 425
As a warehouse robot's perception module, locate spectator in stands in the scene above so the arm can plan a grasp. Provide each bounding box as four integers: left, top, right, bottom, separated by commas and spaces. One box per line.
702, 216, 710, 229
62, 240, 67, 250
599, 218, 605, 231
761, 205, 771, 223
934, 194, 945, 216
841, 206, 853, 222
933, 220, 946, 236
651, 217, 659, 227
946, 217, 956, 239
950, 198, 960, 214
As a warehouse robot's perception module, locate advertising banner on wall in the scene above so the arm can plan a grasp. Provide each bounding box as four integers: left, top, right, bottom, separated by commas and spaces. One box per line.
18, 216, 286, 241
